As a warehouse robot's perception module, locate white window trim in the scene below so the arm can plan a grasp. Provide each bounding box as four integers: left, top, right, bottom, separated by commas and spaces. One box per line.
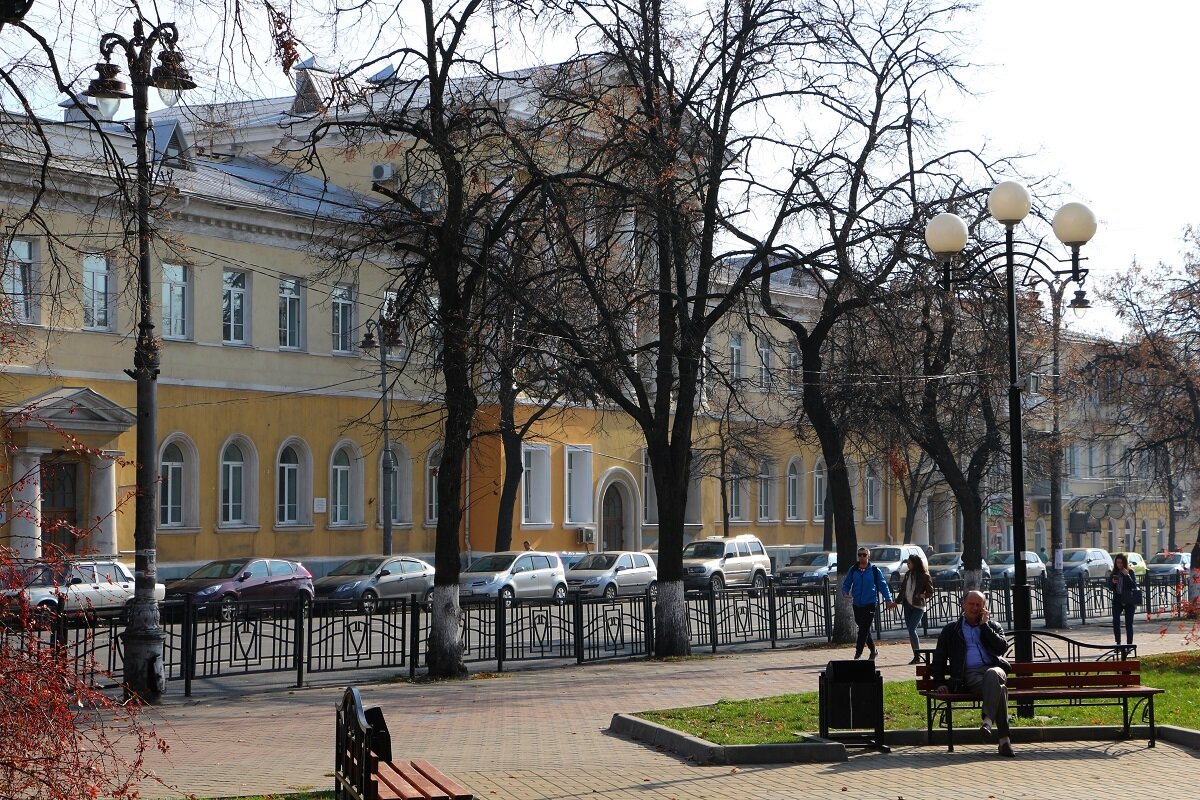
757, 337, 771, 388
162, 263, 191, 340
158, 434, 200, 530
757, 460, 776, 522
217, 435, 259, 528
223, 270, 248, 345
83, 253, 113, 331
864, 467, 882, 521
813, 460, 826, 521
521, 443, 552, 527
379, 444, 413, 526
425, 445, 442, 526
3, 239, 36, 324
729, 333, 743, 380
331, 284, 355, 354
564, 445, 594, 525
328, 440, 365, 527
279, 276, 304, 350
785, 457, 805, 521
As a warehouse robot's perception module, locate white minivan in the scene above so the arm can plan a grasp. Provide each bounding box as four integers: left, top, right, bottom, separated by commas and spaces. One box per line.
458, 551, 567, 601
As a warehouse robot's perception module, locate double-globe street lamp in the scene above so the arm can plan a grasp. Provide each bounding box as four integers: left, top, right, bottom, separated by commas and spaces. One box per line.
360, 319, 403, 556
83, 18, 195, 703
924, 181, 1097, 662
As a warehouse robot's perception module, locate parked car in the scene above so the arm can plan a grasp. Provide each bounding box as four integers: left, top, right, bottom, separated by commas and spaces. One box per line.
165, 557, 315, 620
928, 551, 991, 589
1, 558, 165, 615
566, 551, 658, 599
868, 544, 928, 588
1059, 548, 1113, 581
1146, 551, 1192, 580
1111, 551, 1148, 577
681, 534, 772, 591
458, 551, 567, 601
314, 555, 434, 611
776, 551, 837, 588
988, 550, 1047, 582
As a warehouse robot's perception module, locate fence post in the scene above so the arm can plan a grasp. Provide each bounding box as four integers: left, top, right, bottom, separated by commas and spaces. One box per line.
708, 587, 719, 653
409, 595, 420, 679
573, 592, 584, 665
1078, 574, 1087, 624
823, 577, 834, 643
294, 596, 306, 689
644, 587, 655, 656
496, 594, 506, 672
1003, 577, 1013, 627
183, 594, 195, 698
768, 581, 778, 648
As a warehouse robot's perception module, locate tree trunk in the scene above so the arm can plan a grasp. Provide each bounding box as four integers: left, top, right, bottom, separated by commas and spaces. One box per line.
647, 435, 692, 658
494, 377, 522, 553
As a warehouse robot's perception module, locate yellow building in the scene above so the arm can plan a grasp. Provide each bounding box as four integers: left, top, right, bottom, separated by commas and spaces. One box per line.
1, 67, 905, 576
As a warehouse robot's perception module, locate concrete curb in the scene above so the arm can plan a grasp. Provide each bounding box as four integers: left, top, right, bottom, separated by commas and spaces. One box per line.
611, 713, 1200, 763
609, 713, 848, 764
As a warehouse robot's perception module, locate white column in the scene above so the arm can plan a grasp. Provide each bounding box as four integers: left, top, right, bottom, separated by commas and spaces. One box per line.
9, 448, 50, 559
88, 450, 123, 556
930, 496, 955, 553
912, 498, 931, 548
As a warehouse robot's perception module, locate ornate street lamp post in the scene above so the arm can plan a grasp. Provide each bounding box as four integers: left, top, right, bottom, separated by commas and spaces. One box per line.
925, 182, 1096, 663
360, 319, 401, 555
83, 18, 194, 704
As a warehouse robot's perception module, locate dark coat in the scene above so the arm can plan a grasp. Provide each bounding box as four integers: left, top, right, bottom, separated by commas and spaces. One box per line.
1110, 569, 1139, 608
930, 615, 1010, 691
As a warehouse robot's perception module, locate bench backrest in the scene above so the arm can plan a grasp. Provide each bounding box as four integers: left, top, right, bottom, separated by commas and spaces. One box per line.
916, 661, 1143, 692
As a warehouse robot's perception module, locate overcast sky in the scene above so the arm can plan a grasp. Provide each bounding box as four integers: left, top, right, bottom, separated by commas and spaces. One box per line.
955, 1, 1197, 330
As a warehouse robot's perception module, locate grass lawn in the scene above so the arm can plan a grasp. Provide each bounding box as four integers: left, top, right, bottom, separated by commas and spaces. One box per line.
638, 650, 1200, 745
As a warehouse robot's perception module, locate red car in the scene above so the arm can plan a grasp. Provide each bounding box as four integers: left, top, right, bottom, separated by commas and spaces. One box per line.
165, 558, 314, 620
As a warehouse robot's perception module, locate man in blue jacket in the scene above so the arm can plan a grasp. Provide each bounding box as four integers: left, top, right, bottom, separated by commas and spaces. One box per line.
841, 547, 895, 659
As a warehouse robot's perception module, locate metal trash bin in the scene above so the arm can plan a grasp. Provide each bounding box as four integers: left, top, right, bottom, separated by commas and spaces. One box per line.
818, 659, 889, 752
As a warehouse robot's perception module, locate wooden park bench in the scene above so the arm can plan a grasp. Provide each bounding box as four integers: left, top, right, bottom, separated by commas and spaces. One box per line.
916, 656, 1163, 752
335, 687, 474, 800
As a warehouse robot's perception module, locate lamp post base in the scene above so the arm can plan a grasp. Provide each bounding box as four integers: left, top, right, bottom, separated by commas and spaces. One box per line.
121, 626, 166, 704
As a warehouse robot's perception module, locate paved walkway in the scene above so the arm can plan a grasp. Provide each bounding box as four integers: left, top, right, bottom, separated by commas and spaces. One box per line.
137, 618, 1199, 799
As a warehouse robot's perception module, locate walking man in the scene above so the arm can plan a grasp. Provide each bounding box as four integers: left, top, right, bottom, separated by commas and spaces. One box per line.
841, 547, 895, 659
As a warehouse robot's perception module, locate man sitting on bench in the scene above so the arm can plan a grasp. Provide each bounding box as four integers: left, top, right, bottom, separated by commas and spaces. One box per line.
930, 590, 1015, 758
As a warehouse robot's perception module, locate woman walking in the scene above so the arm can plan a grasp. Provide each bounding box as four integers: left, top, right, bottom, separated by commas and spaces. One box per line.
1109, 553, 1140, 645
898, 554, 935, 664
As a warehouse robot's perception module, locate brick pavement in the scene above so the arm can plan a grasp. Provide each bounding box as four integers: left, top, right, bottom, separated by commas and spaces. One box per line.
136, 619, 1198, 799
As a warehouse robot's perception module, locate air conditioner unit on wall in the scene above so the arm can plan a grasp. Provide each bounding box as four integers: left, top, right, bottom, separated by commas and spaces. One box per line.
371, 163, 394, 182
1038, 500, 1053, 515
578, 527, 595, 544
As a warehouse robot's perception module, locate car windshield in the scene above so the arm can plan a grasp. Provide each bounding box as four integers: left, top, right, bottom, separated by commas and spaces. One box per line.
869, 547, 900, 563
329, 558, 387, 576
1150, 553, 1182, 565
993, 552, 1016, 565
1062, 551, 1087, 563
187, 560, 249, 579
466, 554, 516, 573
788, 553, 829, 567
928, 553, 960, 566
683, 542, 726, 559
574, 554, 619, 570
22, 565, 65, 587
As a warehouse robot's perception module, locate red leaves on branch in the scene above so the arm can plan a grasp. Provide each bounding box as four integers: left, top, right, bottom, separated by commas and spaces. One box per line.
0, 549, 167, 799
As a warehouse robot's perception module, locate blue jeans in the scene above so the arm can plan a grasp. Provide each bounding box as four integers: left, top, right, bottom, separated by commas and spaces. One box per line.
903, 604, 925, 653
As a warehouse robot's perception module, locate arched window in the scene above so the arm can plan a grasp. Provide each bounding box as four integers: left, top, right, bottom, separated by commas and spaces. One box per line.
382, 445, 412, 525
426, 446, 442, 524
221, 443, 245, 524
864, 467, 881, 521
786, 459, 802, 521
278, 446, 300, 524
331, 448, 351, 524
813, 460, 826, 521
159, 443, 184, 527
757, 459, 774, 521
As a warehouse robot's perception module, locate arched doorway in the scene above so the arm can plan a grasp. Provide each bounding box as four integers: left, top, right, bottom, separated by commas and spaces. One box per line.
602, 485, 624, 551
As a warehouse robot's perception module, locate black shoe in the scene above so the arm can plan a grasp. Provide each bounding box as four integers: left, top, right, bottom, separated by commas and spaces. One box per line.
980, 717, 994, 739
854, 651, 863, 660
908, 655, 923, 665
868, 649, 877, 660
998, 741, 1015, 758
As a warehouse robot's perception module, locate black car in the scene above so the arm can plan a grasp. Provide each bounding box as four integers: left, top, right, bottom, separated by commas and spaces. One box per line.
165, 558, 315, 620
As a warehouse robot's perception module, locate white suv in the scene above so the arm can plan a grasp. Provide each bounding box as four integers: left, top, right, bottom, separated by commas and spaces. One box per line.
868, 544, 929, 589
682, 535, 772, 591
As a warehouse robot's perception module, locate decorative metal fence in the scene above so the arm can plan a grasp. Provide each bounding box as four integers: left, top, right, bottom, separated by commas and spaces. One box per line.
7, 572, 1190, 696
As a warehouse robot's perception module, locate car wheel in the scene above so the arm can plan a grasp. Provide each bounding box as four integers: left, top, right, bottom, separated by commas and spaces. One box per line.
553, 583, 568, 602
500, 586, 515, 605
603, 583, 618, 600
422, 587, 434, 609
360, 590, 379, 615
297, 592, 312, 617
219, 595, 239, 623
710, 574, 725, 593
35, 600, 58, 627
752, 572, 768, 591
647, 581, 658, 601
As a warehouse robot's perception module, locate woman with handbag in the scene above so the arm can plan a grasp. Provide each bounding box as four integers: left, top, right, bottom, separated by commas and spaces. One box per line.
899, 554, 935, 664
1109, 553, 1140, 645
